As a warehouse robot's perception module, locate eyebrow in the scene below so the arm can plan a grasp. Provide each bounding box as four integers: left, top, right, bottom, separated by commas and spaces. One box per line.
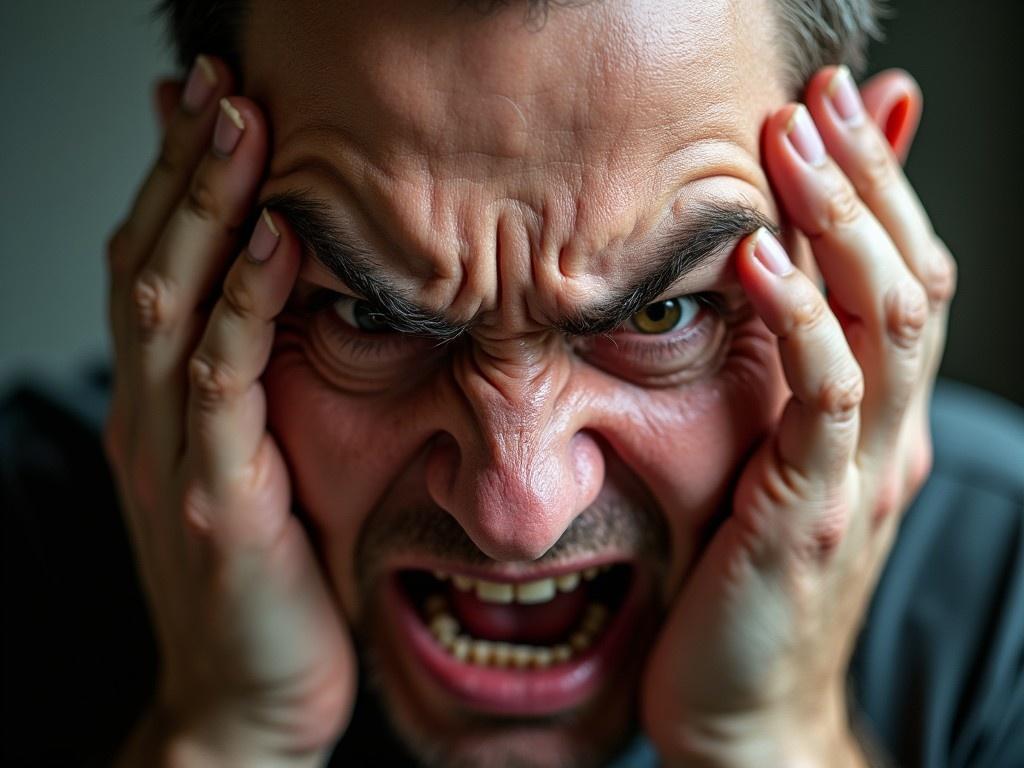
263, 190, 776, 340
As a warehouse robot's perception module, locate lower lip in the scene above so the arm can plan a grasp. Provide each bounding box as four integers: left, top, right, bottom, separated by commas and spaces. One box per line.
385, 569, 647, 717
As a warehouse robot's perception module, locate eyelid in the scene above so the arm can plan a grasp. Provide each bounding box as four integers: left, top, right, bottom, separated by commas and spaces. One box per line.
298, 254, 366, 300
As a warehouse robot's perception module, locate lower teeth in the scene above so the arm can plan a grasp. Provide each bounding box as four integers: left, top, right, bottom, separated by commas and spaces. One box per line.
425, 597, 609, 668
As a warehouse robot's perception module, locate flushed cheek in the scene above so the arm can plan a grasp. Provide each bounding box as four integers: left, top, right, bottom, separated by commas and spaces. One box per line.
264, 347, 438, 616
591, 326, 783, 592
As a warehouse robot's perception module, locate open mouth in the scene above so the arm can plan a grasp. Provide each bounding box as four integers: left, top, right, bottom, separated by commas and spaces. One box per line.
385, 561, 648, 716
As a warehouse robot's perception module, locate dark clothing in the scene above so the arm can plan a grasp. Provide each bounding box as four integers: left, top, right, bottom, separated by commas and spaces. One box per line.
2, 368, 1022, 767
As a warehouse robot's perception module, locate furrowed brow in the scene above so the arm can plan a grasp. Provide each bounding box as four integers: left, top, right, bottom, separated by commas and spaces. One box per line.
263, 190, 469, 341
558, 202, 777, 336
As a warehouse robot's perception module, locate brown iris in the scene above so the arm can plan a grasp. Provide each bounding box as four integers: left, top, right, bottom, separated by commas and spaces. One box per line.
630, 298, 684, 334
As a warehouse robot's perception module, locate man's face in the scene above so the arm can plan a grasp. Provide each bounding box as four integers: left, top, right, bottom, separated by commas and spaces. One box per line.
248, 1, 790, 765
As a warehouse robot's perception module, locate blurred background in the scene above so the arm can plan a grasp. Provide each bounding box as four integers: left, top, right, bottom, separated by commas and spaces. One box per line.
1, 0, 1021, 405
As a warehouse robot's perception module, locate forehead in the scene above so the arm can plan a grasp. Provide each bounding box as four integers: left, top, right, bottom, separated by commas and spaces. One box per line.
242, 0, 786, 316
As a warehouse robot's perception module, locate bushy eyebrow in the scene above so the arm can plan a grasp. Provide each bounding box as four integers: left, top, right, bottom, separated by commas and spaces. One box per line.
264, 191, 469, 341
557, 201, 777, 336
263, 190, 776, 340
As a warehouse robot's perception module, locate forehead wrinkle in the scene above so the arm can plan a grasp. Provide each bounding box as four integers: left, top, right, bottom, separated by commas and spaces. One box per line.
248, 0, 789, 343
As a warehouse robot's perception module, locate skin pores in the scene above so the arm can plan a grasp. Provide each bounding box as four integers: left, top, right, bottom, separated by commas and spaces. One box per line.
249, 1, 792, 765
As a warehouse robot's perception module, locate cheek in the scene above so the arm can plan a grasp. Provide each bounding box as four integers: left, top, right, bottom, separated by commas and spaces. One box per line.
264, 347, 437, 616
590, 320, 784, 589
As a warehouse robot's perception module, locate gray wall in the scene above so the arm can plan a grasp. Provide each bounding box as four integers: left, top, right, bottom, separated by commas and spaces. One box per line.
2, 1, 1021, 407
0, 1, 171, 381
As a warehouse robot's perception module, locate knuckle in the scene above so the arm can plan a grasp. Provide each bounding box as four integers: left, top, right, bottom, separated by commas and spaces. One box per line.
907, 438, 934, 495
131, 271, 177, 338
189, 355, 242, 406
818, 367, 864, 419
856, 136, 896, 197
184, 173, 222, 225
925, 238, 958, 305
871, 473, 903, 527
181, 483, 216, 536
220, 271, 258, 320
884, 279, 929, 349
820, 176, 864, 233
791, 292, 830, 335
808, 504, 850, 561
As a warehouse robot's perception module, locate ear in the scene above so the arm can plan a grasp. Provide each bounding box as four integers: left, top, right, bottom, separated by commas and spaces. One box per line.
153, 78, 184, 131
857, 68, 923, 166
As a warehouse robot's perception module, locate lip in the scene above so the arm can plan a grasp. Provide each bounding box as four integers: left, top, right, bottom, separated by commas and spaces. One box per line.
382, 562, 650, 717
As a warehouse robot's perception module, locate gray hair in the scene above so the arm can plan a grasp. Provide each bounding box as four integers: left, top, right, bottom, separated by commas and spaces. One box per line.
774, 0, 886, 89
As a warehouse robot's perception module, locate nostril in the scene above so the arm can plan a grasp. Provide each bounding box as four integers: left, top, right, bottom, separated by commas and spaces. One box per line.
425, 432, 461, 508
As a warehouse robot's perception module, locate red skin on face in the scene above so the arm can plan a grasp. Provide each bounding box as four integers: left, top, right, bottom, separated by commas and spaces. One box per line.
251, 0, 791, 762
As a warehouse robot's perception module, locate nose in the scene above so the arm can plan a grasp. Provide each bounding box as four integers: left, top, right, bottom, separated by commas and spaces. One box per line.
425, 332, 605, 561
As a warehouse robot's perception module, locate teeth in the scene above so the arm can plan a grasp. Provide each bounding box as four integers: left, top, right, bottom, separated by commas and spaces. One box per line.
452, 636, 471, 661
555, 572, 580, 592
470, 639, 493, 664
475, 579, 514, 604
492, 642, 513, 667
511, 646, 533, 669
514, 578, 556, 604
425, 596, 611, 667
429, 613, 459, 643
437, 563, 616, 606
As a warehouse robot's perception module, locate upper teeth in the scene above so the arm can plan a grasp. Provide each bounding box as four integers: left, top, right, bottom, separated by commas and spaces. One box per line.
435, 565, 611, 606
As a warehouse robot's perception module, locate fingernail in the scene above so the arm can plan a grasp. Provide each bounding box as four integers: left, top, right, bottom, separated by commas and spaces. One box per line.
786, 104, 827, 167
213, 98, 245, 156
753, 228, 793, 276
181, 55, 217, 113
827, 66, 864, 125
247, 209, 279, 263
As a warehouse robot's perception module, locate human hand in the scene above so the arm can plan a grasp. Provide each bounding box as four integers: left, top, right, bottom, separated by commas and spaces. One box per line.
640, 67, 955, 767
104, 56, 355, 766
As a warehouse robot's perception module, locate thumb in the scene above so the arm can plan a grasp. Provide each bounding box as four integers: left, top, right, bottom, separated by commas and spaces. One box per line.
859, 68, 923, 165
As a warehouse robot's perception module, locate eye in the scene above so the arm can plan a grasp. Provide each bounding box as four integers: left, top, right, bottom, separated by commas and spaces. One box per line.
332, 295, 393, 333
627, 297, 700, 334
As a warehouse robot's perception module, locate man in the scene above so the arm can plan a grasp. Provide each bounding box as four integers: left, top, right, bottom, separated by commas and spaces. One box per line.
2, 1, 1021, 766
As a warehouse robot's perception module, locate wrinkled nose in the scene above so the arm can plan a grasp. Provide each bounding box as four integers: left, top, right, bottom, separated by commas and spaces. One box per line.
425, 333, 604, 561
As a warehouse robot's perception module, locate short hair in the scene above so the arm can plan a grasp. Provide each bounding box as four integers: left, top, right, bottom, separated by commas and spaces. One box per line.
158, 0, 884, 95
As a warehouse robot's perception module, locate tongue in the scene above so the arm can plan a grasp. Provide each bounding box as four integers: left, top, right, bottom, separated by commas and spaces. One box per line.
449, 585, 589, 644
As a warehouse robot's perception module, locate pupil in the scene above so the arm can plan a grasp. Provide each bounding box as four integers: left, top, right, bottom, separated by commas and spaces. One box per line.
645, 302, 669, 322
354, 301, 390, 332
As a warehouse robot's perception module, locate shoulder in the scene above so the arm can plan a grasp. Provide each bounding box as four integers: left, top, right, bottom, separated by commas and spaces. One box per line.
1, 364, 156, 766
851, 380, 1024, 768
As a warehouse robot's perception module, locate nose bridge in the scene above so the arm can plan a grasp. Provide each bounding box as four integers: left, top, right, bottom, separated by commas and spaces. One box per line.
460, 331, 569, 503
425, 331, 604, 561
465, 330, 563, 445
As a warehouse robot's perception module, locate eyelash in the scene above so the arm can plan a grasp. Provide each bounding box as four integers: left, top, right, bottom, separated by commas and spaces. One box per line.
295, 288, 724, 327
291, 285, 734, 375
583, 293, 726, 356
